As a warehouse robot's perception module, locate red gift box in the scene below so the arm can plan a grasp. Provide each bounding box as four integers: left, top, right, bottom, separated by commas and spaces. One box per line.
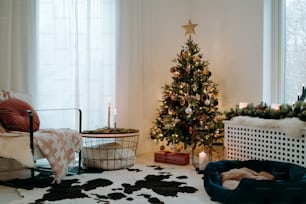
154, 151, 189, 165
154, 151, 168, 163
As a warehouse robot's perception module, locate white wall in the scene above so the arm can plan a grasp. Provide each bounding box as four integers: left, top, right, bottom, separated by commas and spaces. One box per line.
194, 0, 264, 110
139, 0, 265, 153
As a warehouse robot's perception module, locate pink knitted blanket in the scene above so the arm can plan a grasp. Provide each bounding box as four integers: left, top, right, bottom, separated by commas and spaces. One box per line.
34, 128, 81, 183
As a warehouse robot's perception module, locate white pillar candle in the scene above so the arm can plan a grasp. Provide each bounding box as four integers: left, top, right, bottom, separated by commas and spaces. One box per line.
199, 151, 207, 170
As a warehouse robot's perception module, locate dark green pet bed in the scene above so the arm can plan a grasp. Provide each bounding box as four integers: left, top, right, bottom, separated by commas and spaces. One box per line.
204, 160, 306, 204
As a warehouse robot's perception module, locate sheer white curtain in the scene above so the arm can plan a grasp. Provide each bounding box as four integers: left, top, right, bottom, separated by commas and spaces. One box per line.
115, 0, 152, 153
1, 0, 153, 153
0, 0, 36, 93
115, 0, 144, 129
36, 0, 116, 130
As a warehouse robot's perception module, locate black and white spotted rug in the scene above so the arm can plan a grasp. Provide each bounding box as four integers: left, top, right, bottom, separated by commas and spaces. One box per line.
6, 164, 215, 204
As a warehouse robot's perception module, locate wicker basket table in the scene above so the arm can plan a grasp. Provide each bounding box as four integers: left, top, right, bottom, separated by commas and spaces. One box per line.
81, 129, 139, 170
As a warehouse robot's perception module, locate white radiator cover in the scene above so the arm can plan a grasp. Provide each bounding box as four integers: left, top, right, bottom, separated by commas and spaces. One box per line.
224, 120, 306, 167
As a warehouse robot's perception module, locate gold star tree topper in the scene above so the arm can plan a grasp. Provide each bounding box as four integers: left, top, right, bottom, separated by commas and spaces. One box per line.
181, 19, 198, 36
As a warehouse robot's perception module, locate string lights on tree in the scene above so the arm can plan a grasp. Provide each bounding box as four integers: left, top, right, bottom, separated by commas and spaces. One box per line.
150, 19, 224, 147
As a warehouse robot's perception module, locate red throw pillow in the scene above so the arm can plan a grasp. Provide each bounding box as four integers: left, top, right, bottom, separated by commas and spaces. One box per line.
0, 98, 40, 132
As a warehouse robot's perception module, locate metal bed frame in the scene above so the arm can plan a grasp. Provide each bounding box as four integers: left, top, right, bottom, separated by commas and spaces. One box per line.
0, 108, 82, 182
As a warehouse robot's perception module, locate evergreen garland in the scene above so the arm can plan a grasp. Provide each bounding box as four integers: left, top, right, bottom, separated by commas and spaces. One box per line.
224, 101, 306, 121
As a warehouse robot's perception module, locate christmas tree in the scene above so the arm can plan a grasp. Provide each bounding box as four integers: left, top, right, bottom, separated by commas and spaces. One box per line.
150, 20, 223, 148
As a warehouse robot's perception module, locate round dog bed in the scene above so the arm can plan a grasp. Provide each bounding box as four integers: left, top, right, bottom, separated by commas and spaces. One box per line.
204, 160, 306, 204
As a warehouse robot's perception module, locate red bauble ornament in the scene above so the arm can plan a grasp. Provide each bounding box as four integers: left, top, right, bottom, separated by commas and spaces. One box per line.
160, 145, 165, 151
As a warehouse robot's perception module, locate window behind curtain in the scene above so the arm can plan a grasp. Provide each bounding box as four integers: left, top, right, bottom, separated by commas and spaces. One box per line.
283, 0, 306, 103
36, 0, 116, 130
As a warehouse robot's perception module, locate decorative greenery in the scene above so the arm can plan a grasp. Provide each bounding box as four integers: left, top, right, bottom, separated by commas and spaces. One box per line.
82, 127, 138, 134
150, 36, 224, 147
224, 101, 306, 121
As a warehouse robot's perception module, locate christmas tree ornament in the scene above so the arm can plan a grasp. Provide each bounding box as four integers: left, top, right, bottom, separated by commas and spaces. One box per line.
213, 100, 219, 106
186, 66, 190, 73
203, 95, 207, 101
180, 97, 186, 106
189, 126, 193, 134
168, 109, 173, 115
203, 68, 211, 76
170, 66, 176, 73
171, 95, 177, 101
205, 99, 210, 106
193, 55, 200, 62
160, 145, 165, 151
174, 118, 180, 123
196, 94, 200, 101
185, 106, 193, 115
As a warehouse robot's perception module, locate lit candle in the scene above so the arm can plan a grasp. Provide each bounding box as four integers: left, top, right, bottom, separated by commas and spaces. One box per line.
239, 102, 248, 109
108, 97, 111, 129
271, 104, 280, 111
108, 97, 111, 108
199, 151, 208, 171
114, 108, 117, 128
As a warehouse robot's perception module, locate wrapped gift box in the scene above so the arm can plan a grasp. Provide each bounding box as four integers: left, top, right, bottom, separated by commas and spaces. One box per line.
166, 152, 189, 165
154, 151, 168, 163
154, 151, 189, 165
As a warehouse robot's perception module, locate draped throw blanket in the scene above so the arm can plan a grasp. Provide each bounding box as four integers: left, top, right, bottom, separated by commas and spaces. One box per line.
34, 128, 82, 183
0, 128, 81, 183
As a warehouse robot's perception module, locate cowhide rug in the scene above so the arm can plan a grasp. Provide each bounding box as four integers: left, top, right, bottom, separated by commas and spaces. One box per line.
5, 164, 215, 204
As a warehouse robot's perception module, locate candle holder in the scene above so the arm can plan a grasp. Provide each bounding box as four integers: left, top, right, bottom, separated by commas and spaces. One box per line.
191, 127, 212, 171
107, 106, 111, 129
191, 144, 211, 171
297, 85, 306, 101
